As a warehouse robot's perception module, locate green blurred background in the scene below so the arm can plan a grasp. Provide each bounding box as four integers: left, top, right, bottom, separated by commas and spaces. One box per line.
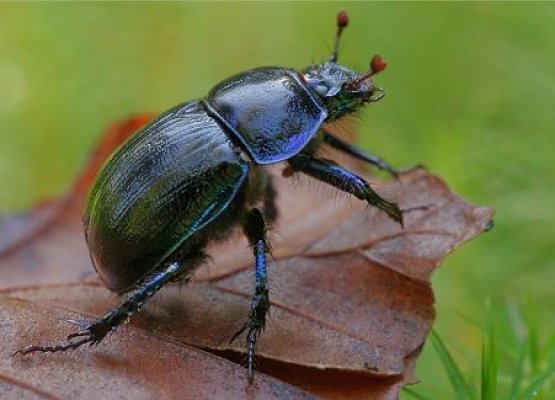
1, 3, 554, 397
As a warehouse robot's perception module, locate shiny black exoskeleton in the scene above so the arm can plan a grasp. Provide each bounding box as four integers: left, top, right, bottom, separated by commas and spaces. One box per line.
16, 11, 403, 381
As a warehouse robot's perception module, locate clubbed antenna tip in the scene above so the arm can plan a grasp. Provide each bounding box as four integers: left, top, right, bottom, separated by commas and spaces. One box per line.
351, 54, 388, 88
330, 10, 349, 63
370, 54, 387, 74
337, 10, 349, 28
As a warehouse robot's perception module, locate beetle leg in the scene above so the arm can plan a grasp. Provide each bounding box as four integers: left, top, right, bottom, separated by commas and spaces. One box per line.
14, 260, 191, 356
322, 130, 398, 176
263, 175, 278, 223
230, 208, 270, 382
288, 153, 403, 226
323, 130, 425, 176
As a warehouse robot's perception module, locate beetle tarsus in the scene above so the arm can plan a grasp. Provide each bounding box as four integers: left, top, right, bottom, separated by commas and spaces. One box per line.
13, 335, 95, 356
230, 316, 263, 383
13, 319, 108, 357
67, 329, 96, 342
15, 261, 188, 358
323, 131, 399, 177
322, 130, 427, 181
245, 326, 259, 383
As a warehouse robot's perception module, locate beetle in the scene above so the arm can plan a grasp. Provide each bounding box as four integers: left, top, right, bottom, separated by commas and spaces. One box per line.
16, 11, 403, 381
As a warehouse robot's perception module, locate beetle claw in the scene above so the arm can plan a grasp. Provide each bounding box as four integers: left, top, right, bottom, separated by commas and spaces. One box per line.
67, 330, 92, 341
229, 324, 248, 345
229, 317, 265, 382
66, 318, 91, 330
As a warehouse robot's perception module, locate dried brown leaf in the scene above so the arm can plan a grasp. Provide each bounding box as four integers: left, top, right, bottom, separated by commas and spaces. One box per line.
0, 117, 493, 399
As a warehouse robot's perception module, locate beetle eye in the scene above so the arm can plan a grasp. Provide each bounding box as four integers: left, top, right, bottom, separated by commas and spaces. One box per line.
342, 82, 356, 92
314, 83, 329, 97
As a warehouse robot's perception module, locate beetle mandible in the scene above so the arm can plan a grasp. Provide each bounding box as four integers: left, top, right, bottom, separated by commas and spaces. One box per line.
16, 11, 403, 381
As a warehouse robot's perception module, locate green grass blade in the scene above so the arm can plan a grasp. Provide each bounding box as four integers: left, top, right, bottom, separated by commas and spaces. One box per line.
508, 340, 527, 398
480, 327, 498, 400
513, 362, 555, 400
430, 330, 476, 400
541, 327, 555, 360
524, 295, 540, 376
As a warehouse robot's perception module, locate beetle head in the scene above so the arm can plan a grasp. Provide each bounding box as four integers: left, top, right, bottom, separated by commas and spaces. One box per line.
302, 11, 387, 122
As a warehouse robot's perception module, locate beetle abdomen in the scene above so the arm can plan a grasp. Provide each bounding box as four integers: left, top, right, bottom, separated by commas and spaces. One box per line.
205, 67, 327, 165
84, 101, 249, 293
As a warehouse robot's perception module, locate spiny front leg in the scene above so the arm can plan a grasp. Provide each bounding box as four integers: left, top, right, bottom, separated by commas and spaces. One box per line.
288, 153, 403, 226
14, 261, 186, 356
230, 208, 270, 382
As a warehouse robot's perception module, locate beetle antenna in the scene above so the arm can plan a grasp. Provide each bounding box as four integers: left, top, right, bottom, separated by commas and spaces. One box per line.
352, 54, 387, 86
330, 10, 349, 63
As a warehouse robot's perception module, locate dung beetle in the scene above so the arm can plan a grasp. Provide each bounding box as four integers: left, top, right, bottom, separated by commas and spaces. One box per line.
16, 11, 403, 381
